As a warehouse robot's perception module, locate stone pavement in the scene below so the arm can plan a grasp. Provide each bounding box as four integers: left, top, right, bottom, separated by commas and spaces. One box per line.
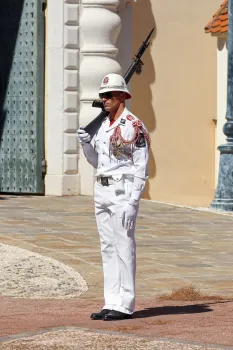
1, 195, 233, 349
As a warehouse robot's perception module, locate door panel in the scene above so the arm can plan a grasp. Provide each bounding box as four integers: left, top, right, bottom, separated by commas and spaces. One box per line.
0, 0, 45, 193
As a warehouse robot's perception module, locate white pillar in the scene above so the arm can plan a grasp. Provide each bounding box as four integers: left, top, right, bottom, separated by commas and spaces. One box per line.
79, 0, 122, 195
116, 0, 133, 110
45, 0, 80, 196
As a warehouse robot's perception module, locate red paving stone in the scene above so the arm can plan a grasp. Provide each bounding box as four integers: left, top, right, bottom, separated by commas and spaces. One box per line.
1, 296, 233, 347
2, 196, 233, 348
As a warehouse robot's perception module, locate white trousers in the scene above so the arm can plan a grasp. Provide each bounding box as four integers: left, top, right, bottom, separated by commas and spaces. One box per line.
94, 180, 138, 314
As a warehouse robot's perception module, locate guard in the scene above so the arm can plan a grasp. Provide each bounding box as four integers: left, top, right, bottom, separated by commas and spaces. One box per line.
77, 73, 150, 321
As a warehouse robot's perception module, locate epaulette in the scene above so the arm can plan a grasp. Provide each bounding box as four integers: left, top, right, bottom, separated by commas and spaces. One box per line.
126, 115, 135, 121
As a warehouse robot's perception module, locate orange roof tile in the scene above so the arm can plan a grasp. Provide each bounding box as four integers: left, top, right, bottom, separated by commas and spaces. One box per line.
205, 0, 228, 34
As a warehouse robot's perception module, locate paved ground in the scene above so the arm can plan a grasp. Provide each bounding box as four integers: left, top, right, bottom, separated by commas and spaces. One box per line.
1, 195, 233, 349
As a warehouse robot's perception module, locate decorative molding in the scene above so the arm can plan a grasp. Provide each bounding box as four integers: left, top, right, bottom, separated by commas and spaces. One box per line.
81, 0, 120, 5
45, 0, 80, 195
63, 0, 79, 177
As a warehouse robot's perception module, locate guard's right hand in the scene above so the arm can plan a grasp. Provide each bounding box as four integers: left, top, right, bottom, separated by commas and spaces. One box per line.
76, 128, 91, 143
122, 203, 138, 231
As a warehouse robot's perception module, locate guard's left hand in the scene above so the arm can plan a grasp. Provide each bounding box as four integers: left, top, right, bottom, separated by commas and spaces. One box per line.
76, 128, 91, 143
122, 203, 138, 230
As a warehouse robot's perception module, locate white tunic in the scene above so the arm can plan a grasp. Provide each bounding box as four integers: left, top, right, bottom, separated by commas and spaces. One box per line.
83, 108, 149, 180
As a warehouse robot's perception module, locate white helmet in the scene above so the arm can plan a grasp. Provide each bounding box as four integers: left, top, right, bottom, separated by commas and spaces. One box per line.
99, 73, 131, 99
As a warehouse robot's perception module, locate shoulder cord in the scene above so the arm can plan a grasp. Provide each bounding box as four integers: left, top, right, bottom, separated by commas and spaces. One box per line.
110, 120, 150, 148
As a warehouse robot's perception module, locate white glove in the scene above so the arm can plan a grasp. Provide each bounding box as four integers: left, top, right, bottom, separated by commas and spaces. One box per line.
77, 128, 91, 144
122, 203, 138, 230
121, 177, 146, 230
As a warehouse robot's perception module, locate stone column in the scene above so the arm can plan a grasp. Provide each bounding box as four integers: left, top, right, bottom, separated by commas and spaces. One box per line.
211, 0, 233, 210
216, 37, 228, 185
79, 0, 122, 195
45, 0, 80, 195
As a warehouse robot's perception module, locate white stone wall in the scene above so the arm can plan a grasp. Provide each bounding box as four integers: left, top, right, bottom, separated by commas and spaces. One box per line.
45, 0, 132, 196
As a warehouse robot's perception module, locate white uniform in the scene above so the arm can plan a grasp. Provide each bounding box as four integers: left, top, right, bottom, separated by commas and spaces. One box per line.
83, 107, 149, 314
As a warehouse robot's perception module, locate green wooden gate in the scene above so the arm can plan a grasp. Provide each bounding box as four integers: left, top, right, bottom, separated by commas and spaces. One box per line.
0, 0, 45, 194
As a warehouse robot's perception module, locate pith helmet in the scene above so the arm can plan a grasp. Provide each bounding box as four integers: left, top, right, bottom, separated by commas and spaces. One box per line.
99, 73, 132, 99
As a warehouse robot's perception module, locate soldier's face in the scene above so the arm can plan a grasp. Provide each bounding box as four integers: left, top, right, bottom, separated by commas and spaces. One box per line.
101, 91, 126, 113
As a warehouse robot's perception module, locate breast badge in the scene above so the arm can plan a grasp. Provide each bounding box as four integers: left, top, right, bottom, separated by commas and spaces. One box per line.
136, 133, 146, 148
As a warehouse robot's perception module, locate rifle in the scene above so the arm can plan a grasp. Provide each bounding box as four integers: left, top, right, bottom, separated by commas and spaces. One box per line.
83, 27, 155, 138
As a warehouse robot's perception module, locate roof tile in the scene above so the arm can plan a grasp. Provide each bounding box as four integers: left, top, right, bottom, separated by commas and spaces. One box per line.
205, 0, 228, 34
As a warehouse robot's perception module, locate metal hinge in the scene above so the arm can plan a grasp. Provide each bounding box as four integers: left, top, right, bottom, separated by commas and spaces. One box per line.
42, 0, 47, 12
42, 159, 47, 177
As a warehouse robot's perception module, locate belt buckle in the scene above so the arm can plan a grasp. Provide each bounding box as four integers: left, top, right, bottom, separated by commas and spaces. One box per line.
101, 177, 109, 186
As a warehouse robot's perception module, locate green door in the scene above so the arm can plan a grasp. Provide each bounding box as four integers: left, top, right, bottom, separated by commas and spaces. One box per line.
0, 0, 45, 193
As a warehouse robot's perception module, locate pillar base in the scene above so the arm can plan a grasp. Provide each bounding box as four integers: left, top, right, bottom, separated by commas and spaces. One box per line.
211, 198, 233, 211
211, 143, 233, 211
45, 174, 80, 196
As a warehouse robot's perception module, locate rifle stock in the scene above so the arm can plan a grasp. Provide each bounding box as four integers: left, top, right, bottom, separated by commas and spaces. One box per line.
84, 27, 155, 138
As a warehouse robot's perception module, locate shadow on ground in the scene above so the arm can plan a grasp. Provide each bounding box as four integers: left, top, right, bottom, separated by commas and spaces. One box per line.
132, 303, 212, 319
